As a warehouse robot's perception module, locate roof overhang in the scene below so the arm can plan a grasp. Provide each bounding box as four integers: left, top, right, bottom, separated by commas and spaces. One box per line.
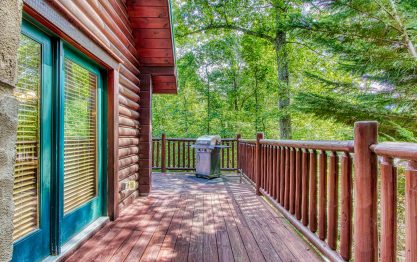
127, 0, 177, 94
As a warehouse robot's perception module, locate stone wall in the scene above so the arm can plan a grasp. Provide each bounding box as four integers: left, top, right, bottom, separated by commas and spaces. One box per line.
0, 0, 23, 261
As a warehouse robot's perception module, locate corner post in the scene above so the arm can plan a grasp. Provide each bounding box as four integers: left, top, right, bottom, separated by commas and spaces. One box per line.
255, 132, 264, 195
353, 121, 378, 261
161, 133, 167, 173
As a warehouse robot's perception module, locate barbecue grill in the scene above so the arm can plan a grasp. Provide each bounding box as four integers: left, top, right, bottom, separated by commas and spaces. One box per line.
192, 135, 228, 179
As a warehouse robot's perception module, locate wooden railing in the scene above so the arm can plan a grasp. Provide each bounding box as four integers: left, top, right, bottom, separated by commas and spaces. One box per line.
152, 134, 239, 171
237, 121, 417, 261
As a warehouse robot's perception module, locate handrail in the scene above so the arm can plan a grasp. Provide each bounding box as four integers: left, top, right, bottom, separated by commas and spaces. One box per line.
238, 138, 256, 143
260, 139, 354, 152
370, 142, 417, 160
153, 125, 417, 261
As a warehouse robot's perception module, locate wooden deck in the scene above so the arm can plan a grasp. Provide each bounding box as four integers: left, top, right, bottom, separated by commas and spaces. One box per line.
64, 173, 322, 262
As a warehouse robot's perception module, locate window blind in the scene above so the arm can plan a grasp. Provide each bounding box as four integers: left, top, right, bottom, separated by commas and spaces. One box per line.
63, 59, 97, 214
13, 34, 41, 241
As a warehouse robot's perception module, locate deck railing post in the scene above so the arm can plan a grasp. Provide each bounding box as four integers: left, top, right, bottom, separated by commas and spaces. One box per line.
353, 121, 378, 262
161, 133, 167, 173
255, 132, 264, 195
236, 134, 241, 170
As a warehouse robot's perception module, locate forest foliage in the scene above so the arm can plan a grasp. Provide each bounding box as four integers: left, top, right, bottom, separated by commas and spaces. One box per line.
152, 0, 417, 141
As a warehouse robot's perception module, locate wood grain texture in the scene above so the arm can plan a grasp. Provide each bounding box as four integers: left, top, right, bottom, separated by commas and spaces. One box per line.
64, 173, 321, 262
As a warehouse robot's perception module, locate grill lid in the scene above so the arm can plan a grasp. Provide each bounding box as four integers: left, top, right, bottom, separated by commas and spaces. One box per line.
195, 135, 221, 146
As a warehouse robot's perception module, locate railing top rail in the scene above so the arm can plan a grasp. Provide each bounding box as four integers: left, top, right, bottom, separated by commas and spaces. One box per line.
239, 139, 256, 144
165, 138, 196, 141
370, 142, 417, 161
259, 139, 354, 152
153, 137, 237, 142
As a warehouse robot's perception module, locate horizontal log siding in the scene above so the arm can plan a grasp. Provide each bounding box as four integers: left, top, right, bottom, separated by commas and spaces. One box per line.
55, 0, 141, 211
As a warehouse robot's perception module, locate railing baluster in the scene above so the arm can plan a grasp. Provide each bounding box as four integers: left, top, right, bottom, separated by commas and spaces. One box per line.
260, 145, 266, 188
156, 140, 159, 167
290, 148, 296, 214
280, 147, 285, 204
161, 134, 166, 172
181, 141, 187, 168
380, 156, 396, 262
309, 150, 317, 233
152, 140, 155, 168
284, 147, 290, 209
319, 150, 327, 241
167, 140, 171, 168
227, 141, 230, 169
327, 151, 339, 250
255, 133, 263, 195
295, 148, 302, 220
272, 146, 277, 199
192, 143, 195, 168
231, 140, 234, 169
178, 141, 181, 168
276, 147, 281, 201
340, 152, 352, 261
269, 145, 273, 194
405, 160, 417, 261
301, 149, 309, 226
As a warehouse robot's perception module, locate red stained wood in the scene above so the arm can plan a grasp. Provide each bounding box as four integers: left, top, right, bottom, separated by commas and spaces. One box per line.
161, 134, 166, 172
301, 150, 309, 226
318, 150, 327, 241
128, 0, 177, 92
65, 173, 320, 262
138, 48, 173, 58
380, 156, 396, 262
128, 0, 167, 6
340, 152, 352, 261
134, 28, 171, 39
295, 148, 302, 220
128, 6, 169, 18
279, 147, 285, 204
309, 150, 317, 233
255, 133, 264, 195
131, 17, 170, 29
284, 147, 290, 209
276, 147, 281, 201
353, 121, 378, 261
272, 147, 277, 199
327, 152, 338, 250
289, 148, 296, 214
405, 161, 417, 261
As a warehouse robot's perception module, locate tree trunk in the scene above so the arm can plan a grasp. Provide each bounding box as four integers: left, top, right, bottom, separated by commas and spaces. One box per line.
275, 30, 292, 139
205, 65, 210, 133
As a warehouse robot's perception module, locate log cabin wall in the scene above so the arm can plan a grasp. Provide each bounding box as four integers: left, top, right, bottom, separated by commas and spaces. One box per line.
49, 0, 143, 213
24, 0, 143, 217
24, 0, 177, 219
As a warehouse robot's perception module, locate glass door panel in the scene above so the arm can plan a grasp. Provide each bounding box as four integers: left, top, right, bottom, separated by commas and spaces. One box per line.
60, 47, 105, 244
12, 21, 52, 262
13, 33, 42, 241
63, 58, 98, 213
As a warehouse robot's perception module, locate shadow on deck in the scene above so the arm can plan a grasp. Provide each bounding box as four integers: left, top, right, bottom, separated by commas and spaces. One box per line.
64, 173, 322, 261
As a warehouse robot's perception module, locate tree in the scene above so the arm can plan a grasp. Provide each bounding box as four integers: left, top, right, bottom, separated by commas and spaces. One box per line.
292, 0, 417, 140
174, 0, 313, 139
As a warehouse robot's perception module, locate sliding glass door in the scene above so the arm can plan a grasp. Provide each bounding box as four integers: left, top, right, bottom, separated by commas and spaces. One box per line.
60, 47, 106, 244
12, 19, 107, 262
12, 21, 53, 262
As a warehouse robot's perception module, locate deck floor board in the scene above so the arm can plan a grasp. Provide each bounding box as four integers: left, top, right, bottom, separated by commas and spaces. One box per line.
65, 173, 322, 262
